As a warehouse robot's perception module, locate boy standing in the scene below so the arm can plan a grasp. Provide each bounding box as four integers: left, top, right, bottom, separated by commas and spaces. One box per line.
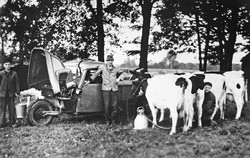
0, 58, 20, 127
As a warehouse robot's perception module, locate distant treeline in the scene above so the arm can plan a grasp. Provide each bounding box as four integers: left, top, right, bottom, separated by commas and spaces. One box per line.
120, 59, 242, 72
148, 62, 242, 71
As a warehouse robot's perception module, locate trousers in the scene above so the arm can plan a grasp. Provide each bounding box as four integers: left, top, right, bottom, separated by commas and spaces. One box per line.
0, 93, 16, 126
102, 90, 118, 122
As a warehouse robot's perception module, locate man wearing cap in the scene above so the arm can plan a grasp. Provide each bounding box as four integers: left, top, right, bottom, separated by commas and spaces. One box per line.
86, 55, 126, 125
0, 58, 20, 128
202, 82, 217, 126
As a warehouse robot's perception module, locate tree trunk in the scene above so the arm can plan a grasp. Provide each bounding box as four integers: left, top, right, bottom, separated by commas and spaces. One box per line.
19, 42, 24, 65
97, 0, 104, 62
203, 25, 210, 72
139, 0, 153, 72
195, 7, 202, 71
1, 35, 4, 55
217, 30, 225, 72
222, 4, 238, 72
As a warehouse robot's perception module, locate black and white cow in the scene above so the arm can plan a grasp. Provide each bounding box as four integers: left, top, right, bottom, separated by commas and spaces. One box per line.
129, 68, 151, 117
145, 73, 205, 135
223, 71, 247, 119
195, 71, 247, 127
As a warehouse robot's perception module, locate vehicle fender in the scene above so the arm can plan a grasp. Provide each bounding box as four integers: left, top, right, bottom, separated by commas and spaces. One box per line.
27, 99, 55, 113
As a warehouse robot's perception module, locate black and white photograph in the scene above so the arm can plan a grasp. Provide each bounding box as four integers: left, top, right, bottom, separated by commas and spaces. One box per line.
0, 0, 250, 157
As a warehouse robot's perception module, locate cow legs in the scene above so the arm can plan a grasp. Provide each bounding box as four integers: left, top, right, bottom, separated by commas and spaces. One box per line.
148, 102, 158, 128
183, 113, 189, 132
169, 108, 178, 135
210, 102, 219, 120
197, 98, 203, 127
196, 91, 204, 127
182, 111, 188, 132
187, 105, 194, 130
183, 104, 194, 132
235, 105, 243, 119
235, 99, 243, 119
159, 109, 165, 122
219, 99, 225, 120
197, 109, 203, 127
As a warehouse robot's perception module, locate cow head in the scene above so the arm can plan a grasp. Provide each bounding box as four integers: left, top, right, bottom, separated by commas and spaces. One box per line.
129, 68, 150, 99
175, 77, 188, 89
189, 74, 205, 94
130, 68, 151, 81
129, 79, 148, 101
129, 68, 144, 80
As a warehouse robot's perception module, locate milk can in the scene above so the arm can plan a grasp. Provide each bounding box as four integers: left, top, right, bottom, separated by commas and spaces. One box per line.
15, 96, 30, 118
15, 103, 27, 118
134, 106, 148, 129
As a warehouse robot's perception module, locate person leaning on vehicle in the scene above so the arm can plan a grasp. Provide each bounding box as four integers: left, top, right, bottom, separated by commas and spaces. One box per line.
0, 58, 20, 128
202, 82, 217, 126
85, 55, 127, 125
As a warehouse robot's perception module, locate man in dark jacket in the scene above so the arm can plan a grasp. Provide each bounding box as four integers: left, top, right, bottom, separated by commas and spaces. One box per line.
202, 82, 216, 126
0, 58, 20, 127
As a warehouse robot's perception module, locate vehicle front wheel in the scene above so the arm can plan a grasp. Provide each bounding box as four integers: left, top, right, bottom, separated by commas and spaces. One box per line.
27, 100, 54, 126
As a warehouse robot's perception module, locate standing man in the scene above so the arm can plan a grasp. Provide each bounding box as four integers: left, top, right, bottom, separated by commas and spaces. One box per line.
86, 55, 126, 125
202, 82, 217, 126
0, 58, 20, 128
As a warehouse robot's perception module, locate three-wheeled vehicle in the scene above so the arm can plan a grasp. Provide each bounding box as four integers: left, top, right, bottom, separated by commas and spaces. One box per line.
25, 48, 134, 126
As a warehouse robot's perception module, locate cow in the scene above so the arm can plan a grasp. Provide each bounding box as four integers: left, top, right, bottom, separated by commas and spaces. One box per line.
223, 71, 247, 119
128, 68, 151, 118
145, 73, 205, 135
129, 68, 166, 122
194, 73, 226, 127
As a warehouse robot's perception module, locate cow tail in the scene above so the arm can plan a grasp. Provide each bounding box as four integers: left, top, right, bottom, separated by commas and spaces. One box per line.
222, 80, 227, 111
244, 79, 248, 103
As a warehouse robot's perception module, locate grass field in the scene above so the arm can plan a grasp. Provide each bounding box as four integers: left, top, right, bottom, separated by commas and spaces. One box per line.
1, 101, 250, 158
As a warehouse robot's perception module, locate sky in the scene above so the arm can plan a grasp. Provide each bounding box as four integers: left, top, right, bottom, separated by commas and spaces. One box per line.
0, 0, 7, 8
110, 50, 247, 67
110, 30, 249, 65
109, 41, 248, 66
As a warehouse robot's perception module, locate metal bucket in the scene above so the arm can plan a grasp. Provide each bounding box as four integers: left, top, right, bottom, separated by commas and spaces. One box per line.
15, 103, 27, 118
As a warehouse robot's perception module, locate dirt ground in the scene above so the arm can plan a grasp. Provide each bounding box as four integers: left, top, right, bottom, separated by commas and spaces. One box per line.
1, 102, 250, 158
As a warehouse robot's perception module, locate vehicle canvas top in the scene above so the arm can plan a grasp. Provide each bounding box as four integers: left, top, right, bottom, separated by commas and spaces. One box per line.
78, 59, 105, 70
64, 59, 105, 75
27, 48, 73, 94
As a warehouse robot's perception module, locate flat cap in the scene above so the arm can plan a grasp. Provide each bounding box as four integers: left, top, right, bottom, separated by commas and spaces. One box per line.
106, 55, 114, 61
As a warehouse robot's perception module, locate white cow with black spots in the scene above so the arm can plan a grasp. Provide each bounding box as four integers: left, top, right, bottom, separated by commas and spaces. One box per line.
145, 73, 205, 135
223, 71, 247, 119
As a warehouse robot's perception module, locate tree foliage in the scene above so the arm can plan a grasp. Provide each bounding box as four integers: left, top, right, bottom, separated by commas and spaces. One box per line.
0, 0, 249, 72
0, 0, 64, 61
0, 0, 134, 62
156, 0, 250, 72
